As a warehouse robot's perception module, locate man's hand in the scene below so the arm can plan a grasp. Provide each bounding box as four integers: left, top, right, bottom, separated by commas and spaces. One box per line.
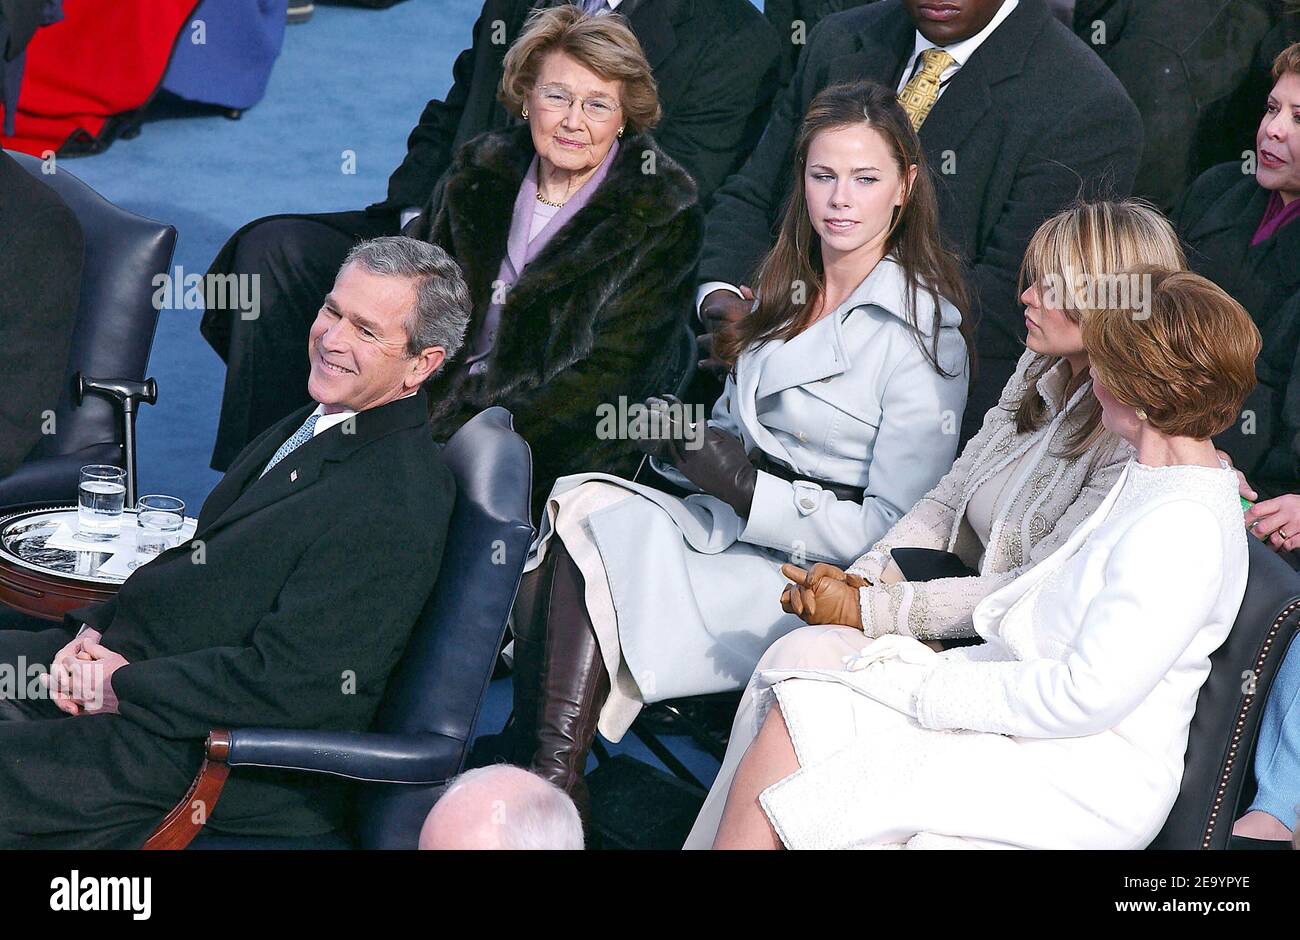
1217, 449, 1258, 502
44, 627, 103, 716
697, 287, 753, 376
779, 562, 866, 629
1246, 493, 1300, 554
700, 286, 753, 336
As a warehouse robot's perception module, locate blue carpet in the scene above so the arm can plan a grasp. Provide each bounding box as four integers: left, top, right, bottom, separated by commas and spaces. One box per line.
57, 0, 730, 790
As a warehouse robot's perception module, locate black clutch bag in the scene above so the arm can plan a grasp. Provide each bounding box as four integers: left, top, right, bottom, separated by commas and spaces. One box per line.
889, 547, 978, 583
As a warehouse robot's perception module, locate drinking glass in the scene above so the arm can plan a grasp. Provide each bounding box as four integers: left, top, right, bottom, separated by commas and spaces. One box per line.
134, 495, 186, 563
77, 465, 127, 541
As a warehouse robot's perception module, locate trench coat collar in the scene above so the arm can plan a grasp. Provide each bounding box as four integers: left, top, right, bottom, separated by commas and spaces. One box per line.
750, 254, 948, 401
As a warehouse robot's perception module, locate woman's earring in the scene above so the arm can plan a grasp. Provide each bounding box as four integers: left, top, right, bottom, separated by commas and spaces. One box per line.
522, 106, 529, 119
1135, 408, 1148, 421
617, 125, 625, 138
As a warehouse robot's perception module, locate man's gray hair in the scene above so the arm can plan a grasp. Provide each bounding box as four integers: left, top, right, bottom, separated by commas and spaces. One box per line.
342, 236, 471, 365
442, 766, 584, 850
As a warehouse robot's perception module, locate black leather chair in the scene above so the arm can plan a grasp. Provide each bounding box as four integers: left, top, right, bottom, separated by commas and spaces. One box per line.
0, 151, 173, 508
143, 406, 535, 849
1149, 536, 1300, 849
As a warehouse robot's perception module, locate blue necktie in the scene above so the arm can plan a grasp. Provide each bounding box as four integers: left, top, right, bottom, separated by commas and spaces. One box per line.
581, 0, 608, 15
261, 414, 320, 478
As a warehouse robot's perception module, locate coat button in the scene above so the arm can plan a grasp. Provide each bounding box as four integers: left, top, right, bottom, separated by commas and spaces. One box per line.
799, 497, 816, 510
797, 431, 808, 442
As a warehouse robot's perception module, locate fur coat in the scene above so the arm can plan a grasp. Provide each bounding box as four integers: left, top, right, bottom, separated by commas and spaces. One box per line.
414, 126, 703, 517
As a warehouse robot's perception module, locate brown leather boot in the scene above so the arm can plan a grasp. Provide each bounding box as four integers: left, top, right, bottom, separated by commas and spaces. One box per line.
528, 540, 611, 825
503, 547, 557, 766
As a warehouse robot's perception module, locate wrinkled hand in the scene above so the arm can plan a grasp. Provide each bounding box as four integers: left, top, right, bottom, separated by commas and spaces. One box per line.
43, 638, 127, 715
44, 627, 102, 716
780, 562, 867, 629
1246, 493, 1300, 554
1217, 450, 1258, 502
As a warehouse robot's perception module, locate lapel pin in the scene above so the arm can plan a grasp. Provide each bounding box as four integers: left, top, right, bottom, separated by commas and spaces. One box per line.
290, 469, 299, 482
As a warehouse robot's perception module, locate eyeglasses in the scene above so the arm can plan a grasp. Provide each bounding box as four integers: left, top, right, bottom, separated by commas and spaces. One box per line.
532, 83, 622, 122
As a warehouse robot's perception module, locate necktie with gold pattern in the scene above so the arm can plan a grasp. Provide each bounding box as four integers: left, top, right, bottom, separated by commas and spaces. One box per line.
897, 48, 956, 131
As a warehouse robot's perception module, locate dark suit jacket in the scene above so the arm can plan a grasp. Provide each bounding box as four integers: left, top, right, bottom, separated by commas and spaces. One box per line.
66, 390, 454, 840
763, 0, 877, 84
1072, 0, 1279, 214
0, 149, 83, 477
700, 0, 1143, 364
1176, 163, 1300, 500
373, 0, 780, 214
413, 125, 701, 516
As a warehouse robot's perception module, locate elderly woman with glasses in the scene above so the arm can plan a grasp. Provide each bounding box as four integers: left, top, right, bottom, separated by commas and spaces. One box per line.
407, 5, 702, 515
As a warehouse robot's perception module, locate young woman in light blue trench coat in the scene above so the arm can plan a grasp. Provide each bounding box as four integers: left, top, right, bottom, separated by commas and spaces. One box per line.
508, 82, 973, 811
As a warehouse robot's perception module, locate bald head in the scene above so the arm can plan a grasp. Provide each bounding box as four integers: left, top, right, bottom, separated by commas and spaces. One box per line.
418, 765, 584, 850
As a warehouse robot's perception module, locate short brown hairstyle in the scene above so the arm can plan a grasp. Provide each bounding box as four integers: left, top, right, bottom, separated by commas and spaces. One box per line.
1272, 41, 1300, 81
498, 5, 661, 134
1082, 269, 1261, 440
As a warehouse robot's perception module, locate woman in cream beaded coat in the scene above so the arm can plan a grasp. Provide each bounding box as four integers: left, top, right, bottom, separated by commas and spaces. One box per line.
686, 198, 1191, 846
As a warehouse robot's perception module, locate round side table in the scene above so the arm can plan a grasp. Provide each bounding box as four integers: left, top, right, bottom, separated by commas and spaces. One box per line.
0, 506, 193, 622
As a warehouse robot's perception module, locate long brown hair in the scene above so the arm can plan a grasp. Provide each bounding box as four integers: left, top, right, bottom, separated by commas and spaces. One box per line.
1012, 199, 1187, 458
714, 80, 972, 376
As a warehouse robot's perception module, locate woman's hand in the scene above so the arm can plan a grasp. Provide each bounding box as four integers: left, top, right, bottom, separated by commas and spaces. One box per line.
779, 562, 866, 629
635, 400, 756, 516
1217, 449, 1258, 502
1245, 493, 1300, 553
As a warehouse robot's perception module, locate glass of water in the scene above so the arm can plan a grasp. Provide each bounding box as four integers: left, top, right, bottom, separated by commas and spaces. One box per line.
134, 495, 185, 562
77, 465, 127, 541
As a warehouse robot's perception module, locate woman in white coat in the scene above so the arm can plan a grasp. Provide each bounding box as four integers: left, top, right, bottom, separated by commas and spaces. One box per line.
702, 269, 1261, 850
509, 81, 972, 811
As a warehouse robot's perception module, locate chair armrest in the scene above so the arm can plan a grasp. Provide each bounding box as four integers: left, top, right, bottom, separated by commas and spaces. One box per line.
225, 727, 467, 785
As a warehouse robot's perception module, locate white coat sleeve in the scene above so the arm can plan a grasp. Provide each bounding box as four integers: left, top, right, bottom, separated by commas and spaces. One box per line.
909, 500, 1227, 737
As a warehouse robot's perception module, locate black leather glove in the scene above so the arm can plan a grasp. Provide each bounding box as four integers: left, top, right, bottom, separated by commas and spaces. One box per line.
674, 426, 757, 517
630, 394, 757, 517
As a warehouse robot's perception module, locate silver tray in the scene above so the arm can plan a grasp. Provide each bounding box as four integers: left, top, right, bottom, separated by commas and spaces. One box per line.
0, 506, 133, 585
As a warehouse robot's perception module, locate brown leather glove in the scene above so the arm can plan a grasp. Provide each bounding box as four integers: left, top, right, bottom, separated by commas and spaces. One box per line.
779, 562, 868, 629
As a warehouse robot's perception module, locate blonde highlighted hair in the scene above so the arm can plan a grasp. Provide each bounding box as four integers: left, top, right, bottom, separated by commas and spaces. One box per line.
498, 5, 662, 134
1013, 199, 1187, 458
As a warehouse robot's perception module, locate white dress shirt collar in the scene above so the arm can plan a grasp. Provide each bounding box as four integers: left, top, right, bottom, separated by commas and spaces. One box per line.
898, 0, 1019, 92
308, 389, 418, 436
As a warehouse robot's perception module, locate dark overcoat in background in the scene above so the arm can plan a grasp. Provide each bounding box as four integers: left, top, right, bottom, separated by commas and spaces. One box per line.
0, 391, 454, 847
0, 149, 82, 478
1176, 162, 1300, 501
413, 125, 702, 517
1071, 0, 1282, 214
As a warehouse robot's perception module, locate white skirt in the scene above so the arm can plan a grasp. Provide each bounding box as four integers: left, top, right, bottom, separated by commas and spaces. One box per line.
686, 626, 1179, 850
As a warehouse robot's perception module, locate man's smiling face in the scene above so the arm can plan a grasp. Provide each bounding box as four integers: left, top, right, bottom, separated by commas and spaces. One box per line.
306, 262, 425, 414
